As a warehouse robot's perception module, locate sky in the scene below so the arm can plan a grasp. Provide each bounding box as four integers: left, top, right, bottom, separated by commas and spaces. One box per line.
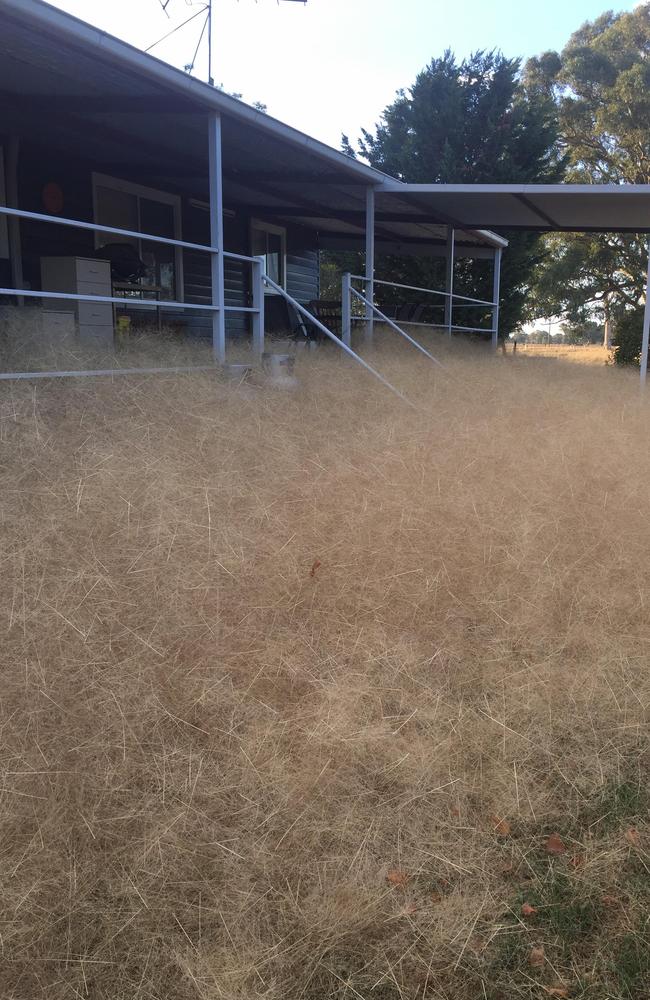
48, 0, 638, 150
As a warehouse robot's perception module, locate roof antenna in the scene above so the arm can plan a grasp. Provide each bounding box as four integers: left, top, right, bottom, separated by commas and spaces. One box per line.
150, 0, 307, 86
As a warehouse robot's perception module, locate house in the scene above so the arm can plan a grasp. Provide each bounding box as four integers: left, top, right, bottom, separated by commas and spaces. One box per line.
0, 0, 506, 370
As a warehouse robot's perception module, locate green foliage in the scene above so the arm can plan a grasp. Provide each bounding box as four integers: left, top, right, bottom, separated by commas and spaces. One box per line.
345, 50, 564, 336
560, 319, 604, 345
526, 7, 650, 327
612, 306, 644, 366
487, 778, 650, 998
614, 929, 650, 998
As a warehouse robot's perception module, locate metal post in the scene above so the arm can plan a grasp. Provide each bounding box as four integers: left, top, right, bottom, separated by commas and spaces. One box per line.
365, 187, 375, 342
640, 238, 650, 386
342, 271, 352, 347
252, 255, 265, 358
491, 247, 502, 350
207, 0, 214, 86
208, 113, 226, 364
6, 137, 23, 305
444, 226, 455, 336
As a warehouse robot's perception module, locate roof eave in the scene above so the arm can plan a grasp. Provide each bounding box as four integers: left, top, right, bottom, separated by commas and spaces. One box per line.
0, 0, 391, 186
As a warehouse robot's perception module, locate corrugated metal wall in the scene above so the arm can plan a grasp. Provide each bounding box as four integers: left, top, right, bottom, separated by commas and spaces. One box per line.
182, 206, 320, 338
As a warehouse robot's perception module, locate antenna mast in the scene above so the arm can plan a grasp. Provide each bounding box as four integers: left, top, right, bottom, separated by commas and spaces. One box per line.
149, 0, 307, 86
207, 0, 214, 86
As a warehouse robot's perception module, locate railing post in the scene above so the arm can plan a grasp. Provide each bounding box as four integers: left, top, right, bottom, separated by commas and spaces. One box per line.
208, 112, 226, 364
252, 255, 265, 359
365, 187, 375, 343
640, 238, 650, 386
342, 271, 352, 347
444, 225, 455, 337
491, 247, 502, 351
6, 137, 24, 306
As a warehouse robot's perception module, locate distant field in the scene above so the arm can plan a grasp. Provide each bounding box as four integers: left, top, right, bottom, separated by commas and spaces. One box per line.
1, 328, 649, 999
509, 342, 612, 365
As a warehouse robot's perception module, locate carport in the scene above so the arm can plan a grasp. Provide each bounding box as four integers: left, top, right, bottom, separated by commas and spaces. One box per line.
373, 183, 650, 382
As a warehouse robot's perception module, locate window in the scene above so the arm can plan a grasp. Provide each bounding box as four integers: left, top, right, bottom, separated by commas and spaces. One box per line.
251, 221, 286, 293
92, 173, 182, 301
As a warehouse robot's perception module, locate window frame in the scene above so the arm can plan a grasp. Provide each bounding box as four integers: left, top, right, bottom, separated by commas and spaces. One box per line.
91, 172, 184, 299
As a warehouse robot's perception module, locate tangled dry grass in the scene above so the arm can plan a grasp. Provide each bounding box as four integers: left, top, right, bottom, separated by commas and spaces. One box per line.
1, 327, 650, 999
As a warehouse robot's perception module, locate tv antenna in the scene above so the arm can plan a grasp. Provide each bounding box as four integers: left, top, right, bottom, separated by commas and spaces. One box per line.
149, 0, 307, 86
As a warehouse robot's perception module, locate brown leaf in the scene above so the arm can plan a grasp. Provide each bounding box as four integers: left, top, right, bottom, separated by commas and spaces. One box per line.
386, 869, 409, 888
601, 894, 619, 908
450, 806, 461, 817
309, 559, 322, 578
430, 891, 443, 904
545, 833, 567, 856
399, 902, 418, 916
570, 853, 585, 869
545, 988, 569, 998
491, 815, 512, 837
521, 902, 537, 917
625, 827, 641, 848
529, 945, 545, 968
500, 860, 515, 876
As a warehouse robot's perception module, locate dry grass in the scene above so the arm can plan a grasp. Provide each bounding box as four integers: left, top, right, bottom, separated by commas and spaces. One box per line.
1, 324, 650, 999
510, 342, 611, 366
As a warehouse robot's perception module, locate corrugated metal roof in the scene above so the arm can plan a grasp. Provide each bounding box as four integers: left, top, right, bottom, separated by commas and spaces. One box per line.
0, 0, 505, 251
377, 184, 650, 233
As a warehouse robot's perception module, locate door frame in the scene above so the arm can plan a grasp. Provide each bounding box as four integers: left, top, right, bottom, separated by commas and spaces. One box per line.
250, 218, 287, 294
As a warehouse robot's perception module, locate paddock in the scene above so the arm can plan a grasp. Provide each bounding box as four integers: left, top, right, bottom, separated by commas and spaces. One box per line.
2, 334, 650, 999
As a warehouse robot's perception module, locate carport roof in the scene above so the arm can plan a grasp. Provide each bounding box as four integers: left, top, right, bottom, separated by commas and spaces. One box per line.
376, 184, 650, 233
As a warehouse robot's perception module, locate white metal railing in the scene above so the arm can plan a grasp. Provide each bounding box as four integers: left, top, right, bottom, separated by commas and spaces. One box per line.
0, 205, 263, 322
262, 273, 414, 406
0, 205, 266, 375
344, 272, 499, 344
348, 285, 443, 367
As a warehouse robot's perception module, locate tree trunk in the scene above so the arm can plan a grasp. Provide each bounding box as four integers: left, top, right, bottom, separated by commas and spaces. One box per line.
603, 300, 612, 349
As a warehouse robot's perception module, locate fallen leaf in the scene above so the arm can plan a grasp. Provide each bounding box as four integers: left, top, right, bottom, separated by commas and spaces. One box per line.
500, 860, 515, 876
386, 869, 409, 888
450, 806, 461, 817
601, 894, 619, 908
430, 891, 443, 904
491, 815, 512, 837
570, 853, 585, 869
521, 902, 537, 917
546, 987, 569, 998
545, 833, 567, 856
529, 945, 545, 968
309, 559, 322, 578
625, 827, 641, 848
400, 902, 418, 916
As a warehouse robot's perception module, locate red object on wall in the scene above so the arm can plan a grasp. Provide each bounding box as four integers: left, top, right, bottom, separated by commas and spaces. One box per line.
42, 182, 64, 215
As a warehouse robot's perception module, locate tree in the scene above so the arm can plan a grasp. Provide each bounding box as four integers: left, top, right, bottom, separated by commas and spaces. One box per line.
525, 6, 650, 353
342, 50, 564, 335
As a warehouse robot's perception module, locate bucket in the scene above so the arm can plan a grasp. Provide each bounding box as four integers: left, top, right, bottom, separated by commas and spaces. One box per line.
262, 353, 295, 376
262, 352, 298, 389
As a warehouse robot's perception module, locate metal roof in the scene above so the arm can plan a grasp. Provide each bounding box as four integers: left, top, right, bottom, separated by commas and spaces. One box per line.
376, 184, 650, 233
0, 0, 504, 252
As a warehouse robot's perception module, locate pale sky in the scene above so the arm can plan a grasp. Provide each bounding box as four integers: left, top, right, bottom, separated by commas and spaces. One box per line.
48, 0, 638, 150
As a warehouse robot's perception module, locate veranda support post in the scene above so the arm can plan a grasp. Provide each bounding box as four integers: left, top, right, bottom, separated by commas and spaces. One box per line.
492, 247, 502, 350
640, 238, 650, 386
444, 225, 454, 336
208, 113, 226, 364
252, 255, 265, 358
365, 187, 375, 342
6, 137, 23, 306
341, 272, 352, 347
